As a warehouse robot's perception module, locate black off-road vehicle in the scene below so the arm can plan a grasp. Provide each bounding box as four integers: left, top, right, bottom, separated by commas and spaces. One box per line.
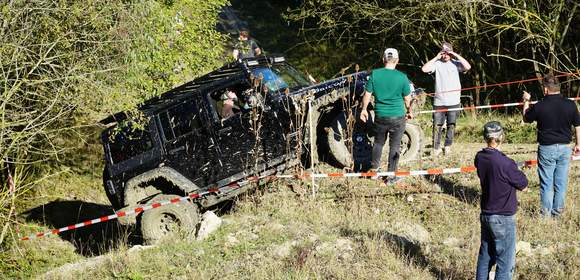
100, 56, 422, 244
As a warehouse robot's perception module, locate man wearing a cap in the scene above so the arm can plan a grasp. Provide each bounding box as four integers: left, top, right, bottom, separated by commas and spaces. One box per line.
422, 42, 471, 156
522, 73, 580, 217
360, 48, 412, 185
475, 121, 528, 280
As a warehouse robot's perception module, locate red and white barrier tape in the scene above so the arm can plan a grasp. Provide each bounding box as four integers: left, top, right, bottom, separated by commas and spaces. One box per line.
19, 188, 229, 241
20, 156, 580, 241
417, 97, 580, 114
423, 71, 580, 96
279, 156, 579, 179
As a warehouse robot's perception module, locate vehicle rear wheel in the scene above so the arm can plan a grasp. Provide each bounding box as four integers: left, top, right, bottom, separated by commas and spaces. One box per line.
140, 194, 200, 245
326, 112, 422, 170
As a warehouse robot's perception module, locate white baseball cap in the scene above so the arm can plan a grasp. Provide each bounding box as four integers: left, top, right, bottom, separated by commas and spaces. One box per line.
384, 48, 399, 59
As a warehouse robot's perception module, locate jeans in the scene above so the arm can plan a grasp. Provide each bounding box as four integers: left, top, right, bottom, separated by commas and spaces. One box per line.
537, 144, 572, 217
476, 214, 516, 280
371, 116, 406, 172
432, 104, 460, 150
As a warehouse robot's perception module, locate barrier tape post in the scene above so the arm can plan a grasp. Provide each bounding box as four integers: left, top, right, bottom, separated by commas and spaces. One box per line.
308, 97, 316, 198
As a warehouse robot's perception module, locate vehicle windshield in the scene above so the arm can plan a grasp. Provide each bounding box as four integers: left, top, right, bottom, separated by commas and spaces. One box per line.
251, 63, 311, 92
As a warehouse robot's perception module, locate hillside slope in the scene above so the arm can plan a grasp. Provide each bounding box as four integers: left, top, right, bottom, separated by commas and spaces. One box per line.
3, 142, 579, 279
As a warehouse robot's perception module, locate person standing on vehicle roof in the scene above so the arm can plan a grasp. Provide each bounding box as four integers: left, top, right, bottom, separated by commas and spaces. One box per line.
232, 27, 261, 60
522, 73, 580, 218
421, 42, 471, 157
360, 48, 413, 185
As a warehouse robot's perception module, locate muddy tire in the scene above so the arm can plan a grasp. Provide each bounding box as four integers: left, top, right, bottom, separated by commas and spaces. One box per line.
140, 194, 200, 245
326, 112, 422, 170
398, 122, 422, 163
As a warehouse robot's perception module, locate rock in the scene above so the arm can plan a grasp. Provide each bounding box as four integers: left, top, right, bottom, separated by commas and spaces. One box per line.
516, 241, 533, 257
443, 237, 463, 248
246, 232, 259, 240
308, 234, 319, 243
335, 238, 353, 252
314, 238, 354, 261
273, 240, 298, 259
268, 223, 285, 232
406, 195, 414, 203
127, 245, 154, 254
196, 211, 222, 240
221, 218, 234, 226
335, 238, 354, 260
42, 255, 109, 279
225, 233, 239, 247
389, 221, 430, 245
314, 242, 333, 254
535, 246, 553, 256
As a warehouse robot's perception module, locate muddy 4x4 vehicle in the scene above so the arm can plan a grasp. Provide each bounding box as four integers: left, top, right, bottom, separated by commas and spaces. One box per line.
100, 56, 423, 244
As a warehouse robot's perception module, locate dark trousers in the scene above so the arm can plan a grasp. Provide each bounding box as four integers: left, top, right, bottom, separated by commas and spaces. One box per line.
371, 116, 406, 172
432, 104, 460, 150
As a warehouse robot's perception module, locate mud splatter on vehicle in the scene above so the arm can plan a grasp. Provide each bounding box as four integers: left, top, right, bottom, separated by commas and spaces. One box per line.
100, 56, 422, 244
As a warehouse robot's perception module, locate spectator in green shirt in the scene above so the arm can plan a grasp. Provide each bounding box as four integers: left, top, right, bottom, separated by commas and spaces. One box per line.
360, 48, 412, 185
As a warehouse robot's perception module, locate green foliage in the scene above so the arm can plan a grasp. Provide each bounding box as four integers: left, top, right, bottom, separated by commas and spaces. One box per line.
0, 0, 229, 165
288, 0, 580, 103
0, 0, 229, 246
121, 0, 228, 99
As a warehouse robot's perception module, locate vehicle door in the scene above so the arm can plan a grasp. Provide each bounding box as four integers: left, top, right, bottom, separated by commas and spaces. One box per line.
251, 65, 308, 164
157, 98, 217, 187
205, 82, 261, 182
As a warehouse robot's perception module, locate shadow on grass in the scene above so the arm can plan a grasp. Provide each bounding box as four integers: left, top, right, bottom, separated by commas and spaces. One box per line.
23, 200, 139, 256
428, 175, 480, 205
340, 228, 464, 280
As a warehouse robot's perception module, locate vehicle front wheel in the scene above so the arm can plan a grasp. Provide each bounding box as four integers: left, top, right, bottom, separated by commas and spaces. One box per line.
139, 194, 200, 245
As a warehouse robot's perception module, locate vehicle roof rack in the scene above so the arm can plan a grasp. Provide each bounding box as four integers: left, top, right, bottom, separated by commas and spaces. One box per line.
100, 55, 286, 124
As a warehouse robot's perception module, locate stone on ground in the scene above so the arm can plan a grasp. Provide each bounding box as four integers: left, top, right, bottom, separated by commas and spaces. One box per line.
196, 211, 222, 241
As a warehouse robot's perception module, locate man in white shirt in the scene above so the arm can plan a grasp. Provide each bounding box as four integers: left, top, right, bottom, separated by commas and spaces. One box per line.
422, 42, 471, 156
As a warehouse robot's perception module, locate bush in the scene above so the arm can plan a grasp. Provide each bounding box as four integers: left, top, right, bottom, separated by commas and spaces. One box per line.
0, 0, 229, 246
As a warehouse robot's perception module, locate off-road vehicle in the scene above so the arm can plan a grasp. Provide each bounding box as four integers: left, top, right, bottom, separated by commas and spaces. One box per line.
100, 55, 423, 244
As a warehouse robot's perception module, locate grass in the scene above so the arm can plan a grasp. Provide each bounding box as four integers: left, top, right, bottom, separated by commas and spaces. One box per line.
412, 106, 537, 145
1, 116, 579, 279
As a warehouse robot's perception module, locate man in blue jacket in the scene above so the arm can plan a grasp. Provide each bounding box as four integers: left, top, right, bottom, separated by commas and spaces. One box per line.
475, 121, 528, 280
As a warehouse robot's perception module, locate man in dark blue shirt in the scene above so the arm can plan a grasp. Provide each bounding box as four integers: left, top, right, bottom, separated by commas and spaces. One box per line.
475, 121, 528, 280
522, 73, 580, 217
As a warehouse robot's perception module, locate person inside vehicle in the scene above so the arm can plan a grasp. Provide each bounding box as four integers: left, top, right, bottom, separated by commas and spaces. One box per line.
217, 89, 239, 119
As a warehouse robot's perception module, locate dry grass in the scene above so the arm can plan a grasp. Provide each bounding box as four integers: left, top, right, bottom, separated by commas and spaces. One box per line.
1, 142, 579, 279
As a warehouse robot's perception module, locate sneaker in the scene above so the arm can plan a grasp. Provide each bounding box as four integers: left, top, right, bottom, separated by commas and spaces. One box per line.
444, 146, 452, 155
432, 148, 443, 157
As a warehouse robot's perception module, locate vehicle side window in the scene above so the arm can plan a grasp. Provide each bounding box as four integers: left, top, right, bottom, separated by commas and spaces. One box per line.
207, 83, 257, 121
160, 100, 201, 141
108, 122, 154, 164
